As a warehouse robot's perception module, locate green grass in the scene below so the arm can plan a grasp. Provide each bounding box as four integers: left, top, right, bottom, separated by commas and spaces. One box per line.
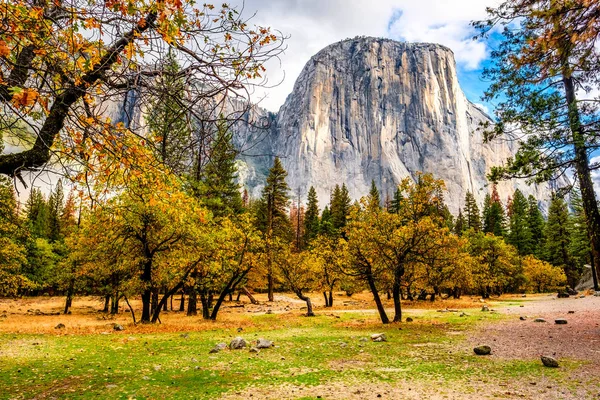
0, 309, 580, 399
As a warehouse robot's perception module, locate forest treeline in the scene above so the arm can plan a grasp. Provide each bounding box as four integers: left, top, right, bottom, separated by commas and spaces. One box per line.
0, 143, 585, 324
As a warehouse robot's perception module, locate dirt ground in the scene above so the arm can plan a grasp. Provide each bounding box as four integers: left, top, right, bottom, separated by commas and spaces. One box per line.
1, 292, 599, 399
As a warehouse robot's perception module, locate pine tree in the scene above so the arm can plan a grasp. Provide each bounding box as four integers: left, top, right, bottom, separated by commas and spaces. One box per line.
454, 211, 466, 236
257, 157, 292, 301
303, 186, 320, 246
544, 195, 578, 288
25, 188, 48, 239
482, 186, 506, 236
330, 184, 351, 232
146, 51, 191, 174
368, 180, 381, 210
390, 188, 403, 214
569, 189, 591, 275
527, 195, 545, 258
47, 180, 65, 243
199, 121, 244, 217
319, 206, 335, 237
463, 191, 482, 232
506, 189, 531, 255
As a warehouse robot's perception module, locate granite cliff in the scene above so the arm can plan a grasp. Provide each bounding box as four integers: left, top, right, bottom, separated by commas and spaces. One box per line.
236, 37, 554, 212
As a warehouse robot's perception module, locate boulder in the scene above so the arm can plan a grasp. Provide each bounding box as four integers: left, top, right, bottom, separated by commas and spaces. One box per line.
473, 345, 492, 355
557, 292, 570, 298
566, 287, 578, 296
229, 337, 247, 350
520, 316, 527, 321
55, 323, 65, 329
255, 339, 274, 349
249, 347, 260, 354
371, 333, 387, 342
554, 318, 568, 325
534, 318, 546, 323
541, 356, 559, 368
481, 305, 490, 312
405, 317, 414, 322
209, 343, 227, 354
113, 324, 124, 331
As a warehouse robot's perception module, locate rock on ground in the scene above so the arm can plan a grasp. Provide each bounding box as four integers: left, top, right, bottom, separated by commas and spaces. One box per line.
473, 345, 492, 355
371, 333, 387, 342
229, 337, 247, 350
541, 356, 559, 368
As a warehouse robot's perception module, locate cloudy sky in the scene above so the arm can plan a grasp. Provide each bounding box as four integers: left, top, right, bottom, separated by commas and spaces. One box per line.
229, 0, 501, 112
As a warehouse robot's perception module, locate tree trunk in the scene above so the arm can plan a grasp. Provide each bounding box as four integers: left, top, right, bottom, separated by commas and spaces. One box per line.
328, 291, 333, 307
392, 279, 402, 322
110, 292, 120, 314
243, 287, 258, 305
150, 281, 186, 323
141, 289, 152, 323
591, 251, 599, 291
103, 295, 110, 313
151, 289, 159, 315
296, 291, 314, 317
162, 287, 168, 311
562, 73, 600, 280
267, 271, 274, 302
236, 291, 242, 301
187, 287, 197, 316
179, 291, 185, 311
63, 279, 74, 314
140, 259, 152, 323
323, 292, 329, 307
366, 269, 389, 324
200, 291, 210, 320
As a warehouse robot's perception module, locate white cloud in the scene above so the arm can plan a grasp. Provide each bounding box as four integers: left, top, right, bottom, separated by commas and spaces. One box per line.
228, 0, 500, 112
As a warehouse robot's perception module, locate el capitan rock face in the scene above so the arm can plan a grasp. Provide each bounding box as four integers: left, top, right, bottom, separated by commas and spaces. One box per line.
237, 37, 554, 212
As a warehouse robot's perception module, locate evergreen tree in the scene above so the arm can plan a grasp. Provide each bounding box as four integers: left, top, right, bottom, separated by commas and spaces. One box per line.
506, 189, 531, 255
146, 51, 191, 175
463, 191, 482, 232
569, 189, 591, 274
330, 184, 351, 232
25, 188, 48, 239
303, 186, 320, 246
482, 185, 506, 236
199, 121, 244, 217
390, 188, 403, 214
47, 180, 65, 243
544, 195, 578, 288
257, 157, 292, 301
319, 206, 335, 237
454, 211, 466, 236
368, 180, 381, 210
527, 195, 546, 258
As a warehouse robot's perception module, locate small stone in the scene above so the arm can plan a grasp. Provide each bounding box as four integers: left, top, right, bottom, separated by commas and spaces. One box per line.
481, 306, 490, 312
265, 309, 273, 314
209, 343, 227, 354
55, 323, 65, 329
281, 356, 286, 360
521, 294, 527, 298
459, 312, 469, 317
594, 291, 600, 297
142, 376, 150, 380
557, 292, 570, 298
255, 338, 274, 349
180, 333, 189, 338
153, 365, 161, 371
534, 318, 546, 323
568, 311, 575, 314
371, 333, 387, 342
520, 316, 527, 321
236, 327, 243, 332
340, 342, 348, 348
555, 318, 568, 325
579, 295, 586, 298
541, 356, 559, 368
359, 337, 368, 342
106, 384, 117, 389
249, 347, 260, 354
520, 305, 524, 307
473, 345, 492, 355
113, 324, 124, 331
194, 366, 200, 370
229, 337, 247, 350
405, 317, 413, 322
